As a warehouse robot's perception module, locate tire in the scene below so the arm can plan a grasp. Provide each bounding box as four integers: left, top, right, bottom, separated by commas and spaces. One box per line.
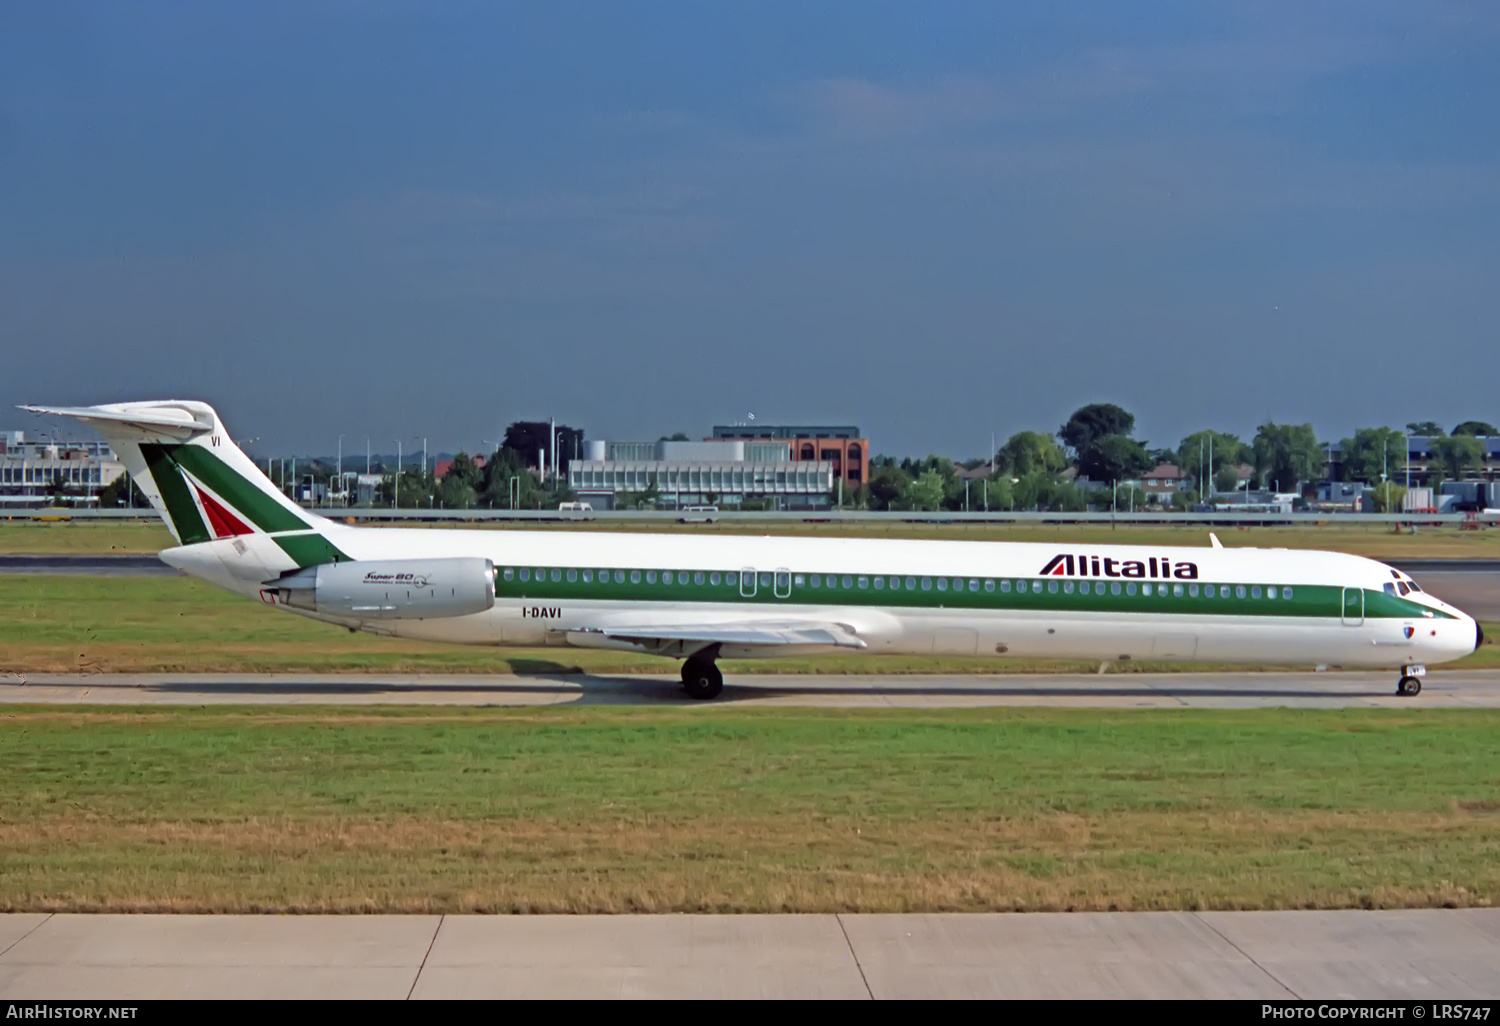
682, 660, 724, 700
1397, 675, 1421, 697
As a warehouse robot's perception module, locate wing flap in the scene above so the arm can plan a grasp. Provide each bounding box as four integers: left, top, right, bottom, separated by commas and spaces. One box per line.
567, 620, 867, 649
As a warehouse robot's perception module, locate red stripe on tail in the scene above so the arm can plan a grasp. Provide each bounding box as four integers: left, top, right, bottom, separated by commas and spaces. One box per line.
193, 484, 254, 538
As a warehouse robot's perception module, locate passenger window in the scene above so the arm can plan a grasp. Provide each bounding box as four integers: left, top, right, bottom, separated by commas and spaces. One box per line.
726, 572, 738, 586
921, 578, 932, 591
1141, 583, 1151, 596
615, 571, 626, 584
856, 576, 866, 589
810, 575, 821, 588
646, 571, 656, 584
1284, 587, 1294, 599
710, 572, 721, 586
550, 569, 561, 582
1251, 586, 1261, 599
567, 569, 577, 582
519, 569, 530, 582
1047, 581, 1058, 594
678, 572, 689, 584
985, 580, 995, 592
1267, 586, 1276, 599
794, 574, 805, 587
1189, 584, 1199, 597
630, 571, 641, 584
1174, 584, 1184, 597
1064, 581, 1075, 594
905, 577, 917, 590
841, 575, 852, 589
873, 577, 884, 590
582, 570, 592, 583
503, 568, 514, 581
1220, 586, 1231, 598
887, 577, 898, 590
1126, 583, 1137, 596
1032, 581, 1042, 593
696, 573, 706, 585
827, 575, 838, 588
536, 569, 546, 581
1001, 580, 1011, 593
968, 579, 979, 592
937, 578, 949, 592
1235, 585, 1246, 599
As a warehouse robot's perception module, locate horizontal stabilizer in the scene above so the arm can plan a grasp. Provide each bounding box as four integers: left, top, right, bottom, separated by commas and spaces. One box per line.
18, 402, 214, 439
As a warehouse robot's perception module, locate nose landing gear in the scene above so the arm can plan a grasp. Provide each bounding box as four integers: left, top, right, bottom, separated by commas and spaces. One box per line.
1396, 665, 1425, 697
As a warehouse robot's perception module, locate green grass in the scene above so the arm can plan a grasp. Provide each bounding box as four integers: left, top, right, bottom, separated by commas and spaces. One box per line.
0, 706, 1496, 912
4, 574, 1496, 674
3, 518, 1500, 559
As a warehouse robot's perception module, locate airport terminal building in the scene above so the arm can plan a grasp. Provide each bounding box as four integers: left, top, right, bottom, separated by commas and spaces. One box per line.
0, 430, 125, 507
568, 438, 835, 510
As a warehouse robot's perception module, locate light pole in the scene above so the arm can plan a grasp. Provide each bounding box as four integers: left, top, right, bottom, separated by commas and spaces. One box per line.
337, 435, 344, 507
394, 440, 402, 509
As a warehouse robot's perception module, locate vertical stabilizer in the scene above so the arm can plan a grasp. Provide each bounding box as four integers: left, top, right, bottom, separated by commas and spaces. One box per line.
18, 401, 348, 566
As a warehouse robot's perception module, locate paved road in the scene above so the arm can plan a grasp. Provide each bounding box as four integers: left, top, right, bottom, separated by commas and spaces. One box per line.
0, 554, 175, 575
4, 669, 1498, 707
1, 911, 1495, 999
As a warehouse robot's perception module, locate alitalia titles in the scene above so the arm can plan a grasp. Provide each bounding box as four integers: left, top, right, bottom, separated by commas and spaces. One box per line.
1040, 554, 1199, 580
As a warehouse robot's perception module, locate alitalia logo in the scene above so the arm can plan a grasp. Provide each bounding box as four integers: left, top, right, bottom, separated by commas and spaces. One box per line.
1040, 553, 1199, 580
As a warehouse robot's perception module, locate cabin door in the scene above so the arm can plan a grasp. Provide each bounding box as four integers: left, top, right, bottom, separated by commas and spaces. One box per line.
774, 569, 792, 599
1341, 588, 1364, 626
739, 568, 758, 598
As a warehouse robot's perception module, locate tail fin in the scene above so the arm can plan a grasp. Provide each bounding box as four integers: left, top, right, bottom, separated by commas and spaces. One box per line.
19, 401, 346, 566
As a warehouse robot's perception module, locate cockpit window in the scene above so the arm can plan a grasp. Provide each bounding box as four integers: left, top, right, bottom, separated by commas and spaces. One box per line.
1384, 583, 1397, 595
1397, 582, 1411, 596
1408, 581, 1422, 593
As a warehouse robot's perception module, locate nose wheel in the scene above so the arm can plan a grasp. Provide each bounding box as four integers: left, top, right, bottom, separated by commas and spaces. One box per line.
1396, 666, 1425, 697
681, 655, 724, 700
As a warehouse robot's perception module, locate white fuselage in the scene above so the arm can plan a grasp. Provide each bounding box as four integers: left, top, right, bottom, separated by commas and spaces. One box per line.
161, 525, 1480, 671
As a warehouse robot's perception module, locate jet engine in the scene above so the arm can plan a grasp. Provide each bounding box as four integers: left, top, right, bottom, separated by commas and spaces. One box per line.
270, 557, 495, 620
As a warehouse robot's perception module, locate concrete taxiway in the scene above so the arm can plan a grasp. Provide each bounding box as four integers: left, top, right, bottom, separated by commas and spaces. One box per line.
1, 911, 1496, 999
2, 669, 1498, 707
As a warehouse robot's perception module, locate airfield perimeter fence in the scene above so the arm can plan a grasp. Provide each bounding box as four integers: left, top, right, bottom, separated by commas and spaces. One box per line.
10, 508, 1500, 527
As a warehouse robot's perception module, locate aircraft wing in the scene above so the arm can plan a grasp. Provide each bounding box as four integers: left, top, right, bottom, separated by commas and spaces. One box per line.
565, 620, 867, 650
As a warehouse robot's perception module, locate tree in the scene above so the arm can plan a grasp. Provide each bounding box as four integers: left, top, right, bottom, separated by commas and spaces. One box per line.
97, 474, 147, 508
44, 471, 69, 501
1177, 430, 1252, 488
900, 470, 946, 511
1252, 423, 1324, 493
982, 475, 1014, 511
1452, 421, 1497, 437
501, 421, 584, 472
1213, 464, 1244, 495
1338, 427, 1406, 485
659, 432, 690, 441
1429, 434, 1484, 483
994, 431, 1066, 478
434, 452, 482, 509
478, 447, 544, 509
1076, 434, 1151, 485
866, 464, 912, 511
1406, 421, 1443, 436
1059, 403, 1135, 454
1371, 482, 1407, 513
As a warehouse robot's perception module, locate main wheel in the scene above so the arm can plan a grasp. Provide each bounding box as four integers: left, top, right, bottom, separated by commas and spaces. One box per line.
1396, 675, 1421, 697
682, 659, 724, 700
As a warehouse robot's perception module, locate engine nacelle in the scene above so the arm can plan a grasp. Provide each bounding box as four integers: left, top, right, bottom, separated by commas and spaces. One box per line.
272, 557, 495, 620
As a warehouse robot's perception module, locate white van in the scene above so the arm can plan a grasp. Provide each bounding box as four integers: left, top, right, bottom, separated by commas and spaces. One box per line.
558, 501, 593, 512
678, 504, 718, 523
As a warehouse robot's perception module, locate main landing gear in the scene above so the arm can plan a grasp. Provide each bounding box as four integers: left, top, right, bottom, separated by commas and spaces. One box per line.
681, 651, 724, 700
1396, 665, 1425, 697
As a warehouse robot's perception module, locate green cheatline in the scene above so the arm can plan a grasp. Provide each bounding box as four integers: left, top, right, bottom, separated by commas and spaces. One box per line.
495, 566, 1445, 620
272, 531, 350, 566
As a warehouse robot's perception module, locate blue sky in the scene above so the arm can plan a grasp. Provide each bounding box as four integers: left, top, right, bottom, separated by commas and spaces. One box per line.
3, 2, 1498, 458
